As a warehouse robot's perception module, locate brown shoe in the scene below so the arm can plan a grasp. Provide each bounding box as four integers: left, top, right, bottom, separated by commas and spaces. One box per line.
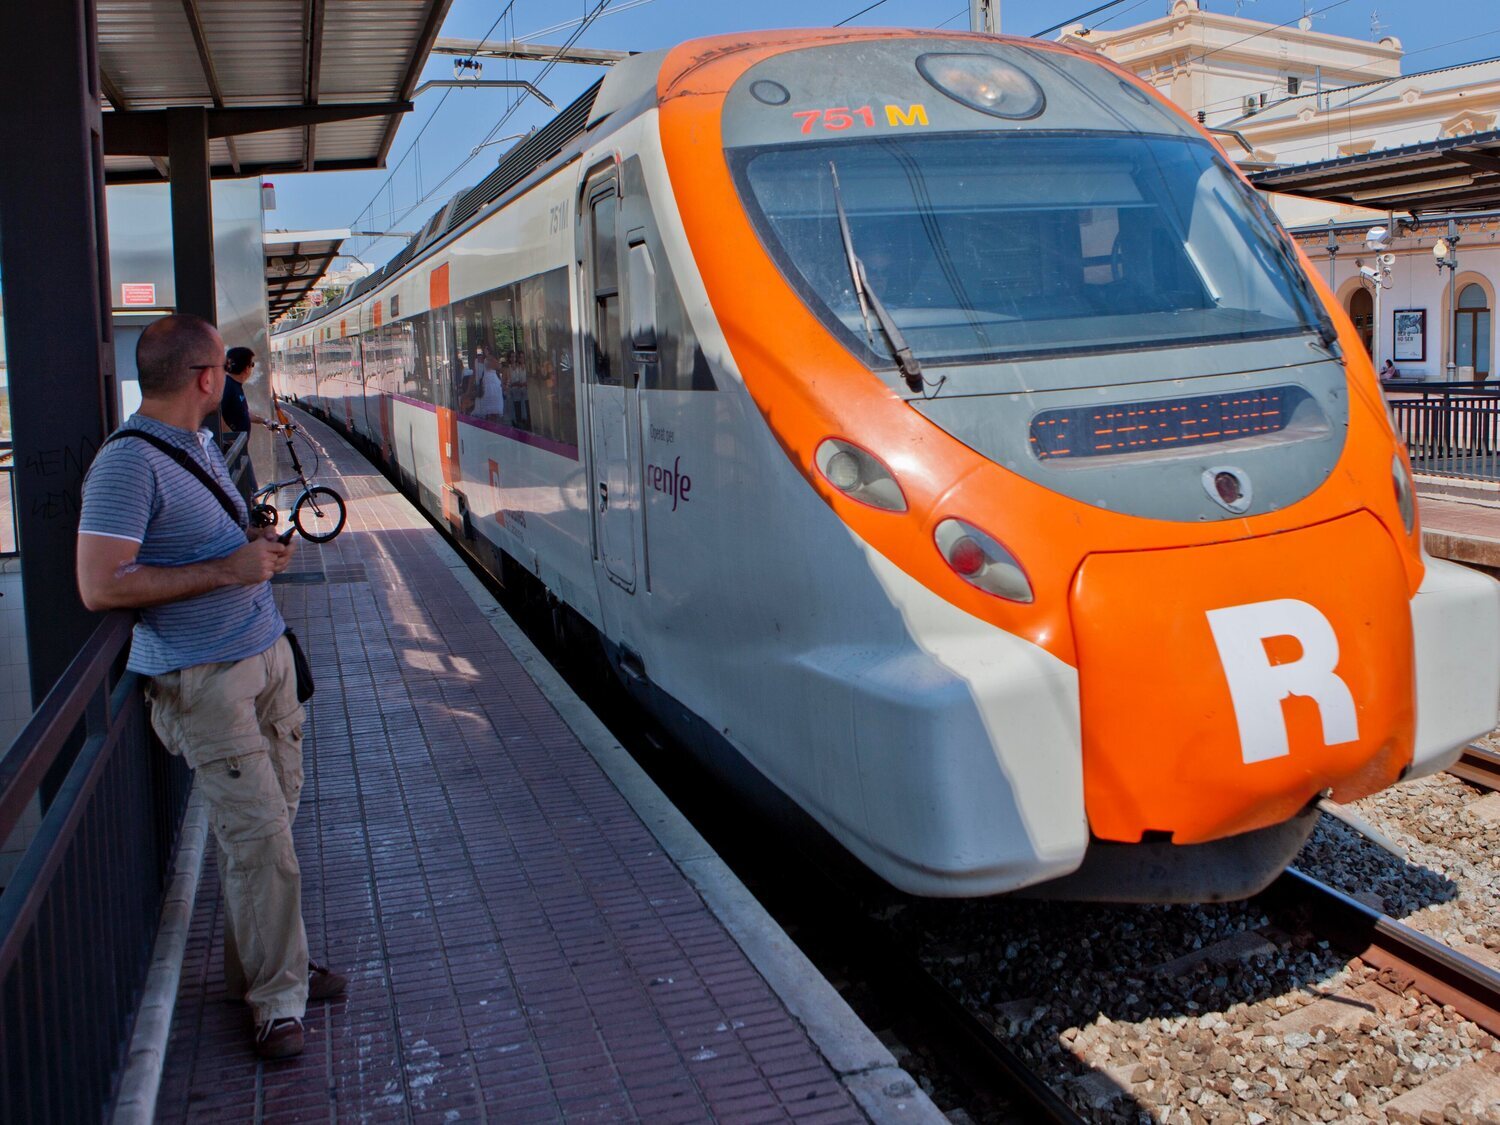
308, 961, 347, 1002
254, 1017, 304, 1060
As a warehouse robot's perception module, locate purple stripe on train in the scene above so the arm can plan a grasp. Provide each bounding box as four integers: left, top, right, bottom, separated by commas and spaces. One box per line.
390, 393, 580, 461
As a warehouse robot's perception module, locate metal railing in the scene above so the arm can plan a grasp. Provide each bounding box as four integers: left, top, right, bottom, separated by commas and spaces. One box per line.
220, 432, 250, 502
0, 431, 252, 1120
0, 612, 190, 1122
1386, 385, 1500, 482
0, 441, 16, 558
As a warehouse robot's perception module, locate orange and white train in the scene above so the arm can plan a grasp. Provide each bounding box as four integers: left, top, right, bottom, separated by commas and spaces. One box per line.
273, 29, 1500, 900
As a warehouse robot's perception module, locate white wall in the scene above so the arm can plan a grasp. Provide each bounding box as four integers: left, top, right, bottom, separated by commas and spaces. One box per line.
1307, 228, 1500, 380
108, 178, 273, 475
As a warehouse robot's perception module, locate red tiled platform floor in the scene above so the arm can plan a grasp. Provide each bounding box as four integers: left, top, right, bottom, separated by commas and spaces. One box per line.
153, 412, 863, 1123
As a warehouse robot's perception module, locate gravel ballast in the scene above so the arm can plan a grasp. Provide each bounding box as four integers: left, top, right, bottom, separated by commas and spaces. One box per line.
871, 745, 1500, 1123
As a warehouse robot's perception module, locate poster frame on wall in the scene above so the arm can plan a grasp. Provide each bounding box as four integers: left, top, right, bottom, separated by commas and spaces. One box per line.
1392, 309, 1426, 362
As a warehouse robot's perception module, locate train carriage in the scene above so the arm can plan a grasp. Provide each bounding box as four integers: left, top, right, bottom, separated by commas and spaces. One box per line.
272, 29, 1500, 900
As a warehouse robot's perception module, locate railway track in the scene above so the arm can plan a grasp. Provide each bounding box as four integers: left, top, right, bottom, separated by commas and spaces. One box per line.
1449, 743, 1500, 792
1266, 867, 1500, 1036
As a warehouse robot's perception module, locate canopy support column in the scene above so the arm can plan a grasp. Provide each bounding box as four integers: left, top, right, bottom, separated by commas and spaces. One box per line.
0, 0, 115, 702
168, 107, 216, 323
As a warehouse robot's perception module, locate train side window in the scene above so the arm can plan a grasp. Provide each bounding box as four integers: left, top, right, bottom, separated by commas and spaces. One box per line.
627, 239, 658, 352
591, 190, 624, 386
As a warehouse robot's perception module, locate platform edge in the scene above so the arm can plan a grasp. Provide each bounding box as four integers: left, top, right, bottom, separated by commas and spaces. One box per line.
427, 534, 946, 1125
109, 786, 210, 1125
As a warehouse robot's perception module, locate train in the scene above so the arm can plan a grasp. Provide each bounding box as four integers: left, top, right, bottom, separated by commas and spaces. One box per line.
272, 29, 1500, 901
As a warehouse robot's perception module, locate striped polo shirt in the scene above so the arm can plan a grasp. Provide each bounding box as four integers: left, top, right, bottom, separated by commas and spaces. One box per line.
79, 413, 285, 675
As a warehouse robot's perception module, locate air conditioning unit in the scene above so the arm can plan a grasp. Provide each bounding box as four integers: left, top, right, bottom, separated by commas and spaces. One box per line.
1243, 95, 1258, 116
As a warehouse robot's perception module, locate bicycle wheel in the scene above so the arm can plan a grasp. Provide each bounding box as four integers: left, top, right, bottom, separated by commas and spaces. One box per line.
292, 486, 347, 543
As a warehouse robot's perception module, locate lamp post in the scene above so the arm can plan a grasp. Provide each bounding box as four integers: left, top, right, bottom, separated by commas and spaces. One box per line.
1361, 226, 1393, 369
1433, 219, 1460, 380
1324, 223, 1340, 287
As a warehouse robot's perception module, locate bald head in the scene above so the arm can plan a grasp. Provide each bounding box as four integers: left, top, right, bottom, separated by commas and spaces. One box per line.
136, 314, 223, 397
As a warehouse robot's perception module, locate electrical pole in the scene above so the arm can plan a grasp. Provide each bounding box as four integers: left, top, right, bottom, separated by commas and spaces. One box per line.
969, 0, 998, 33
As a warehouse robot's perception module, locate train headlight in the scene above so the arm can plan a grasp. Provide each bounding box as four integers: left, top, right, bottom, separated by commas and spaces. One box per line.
814, 439, 907, 511
934, 518, 1033, 603
915, 53, 1045, 120
1393, 453, 1416, 536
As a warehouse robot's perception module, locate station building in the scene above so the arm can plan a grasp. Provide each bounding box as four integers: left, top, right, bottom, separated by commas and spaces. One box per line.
1063, 0, 1500, 380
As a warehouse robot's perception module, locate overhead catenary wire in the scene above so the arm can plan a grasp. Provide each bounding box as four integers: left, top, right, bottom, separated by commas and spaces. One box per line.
1188, 40, 1500, 124
345, 1, 523, 256
1089, 0, 1154, 30
1180, 0, 1355, 69
375, 1, 617, 243
473, 1, 614, 152
517, 0, 656, 43
1032, 0, 1135, 39
835, 0, 893, 27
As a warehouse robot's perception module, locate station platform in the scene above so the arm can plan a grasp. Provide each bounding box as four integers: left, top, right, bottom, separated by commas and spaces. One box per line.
1417, 478, 1500, 571
145, 411, 930, 1123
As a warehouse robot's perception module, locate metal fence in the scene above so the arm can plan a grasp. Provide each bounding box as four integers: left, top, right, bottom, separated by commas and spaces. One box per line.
0, 432, 252, 1121
1386, 384, 1500, 482
0, 612, 190, 1122
0, 441, 17, 558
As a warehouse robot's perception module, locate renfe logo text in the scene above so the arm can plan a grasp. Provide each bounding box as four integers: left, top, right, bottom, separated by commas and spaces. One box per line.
647, 456, 692, 511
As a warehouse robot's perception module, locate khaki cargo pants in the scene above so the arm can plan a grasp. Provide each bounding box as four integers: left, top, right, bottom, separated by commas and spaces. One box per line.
148, 635, 309, 1024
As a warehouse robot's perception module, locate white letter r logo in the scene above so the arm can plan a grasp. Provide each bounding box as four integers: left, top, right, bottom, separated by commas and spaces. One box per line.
1206, 599, 1359, 764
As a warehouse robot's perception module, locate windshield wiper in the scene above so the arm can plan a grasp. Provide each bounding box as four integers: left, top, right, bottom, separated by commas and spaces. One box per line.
1244, 188, 1341, 354
828, 161, 924, 393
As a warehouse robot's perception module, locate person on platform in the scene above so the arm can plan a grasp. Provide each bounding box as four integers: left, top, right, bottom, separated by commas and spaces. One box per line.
1381, 358, 1402, 381
220, 346, 267, 494
506, 350, 531, 429
75, 314, 345, 1062
471, 346, 505, 421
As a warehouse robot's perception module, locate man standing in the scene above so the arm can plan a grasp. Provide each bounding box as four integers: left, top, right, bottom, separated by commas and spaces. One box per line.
76, 314, 344, 1061
220, 345, 267, 496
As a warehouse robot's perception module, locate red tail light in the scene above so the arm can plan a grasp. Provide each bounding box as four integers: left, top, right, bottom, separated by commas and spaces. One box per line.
935, 518, 1033, 603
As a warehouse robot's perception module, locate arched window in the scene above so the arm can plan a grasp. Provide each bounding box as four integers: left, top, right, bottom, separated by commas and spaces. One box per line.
1348, 287, 1374, 360
1456, 283, 1490, 381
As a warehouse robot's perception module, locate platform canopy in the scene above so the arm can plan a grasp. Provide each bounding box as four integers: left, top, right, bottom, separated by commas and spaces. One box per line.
265, 228, 347, 320
1250, 128, 1500, 214
98, 0, 453, 183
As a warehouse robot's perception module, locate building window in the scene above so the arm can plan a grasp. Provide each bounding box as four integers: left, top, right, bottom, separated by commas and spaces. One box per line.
1287, 76, 1300, 95
1456, 283, 1490, 381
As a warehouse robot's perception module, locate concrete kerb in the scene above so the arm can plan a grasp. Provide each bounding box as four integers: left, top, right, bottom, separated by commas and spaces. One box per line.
1423, 526, 1500, 570
428, 534, 945, 1124
110, 785, 210, 1125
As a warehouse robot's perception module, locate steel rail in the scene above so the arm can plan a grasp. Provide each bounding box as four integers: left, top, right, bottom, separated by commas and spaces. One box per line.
1266, 868, 1500, 1036
1448, 744, 1500, 792
836, 912, 1091, 1125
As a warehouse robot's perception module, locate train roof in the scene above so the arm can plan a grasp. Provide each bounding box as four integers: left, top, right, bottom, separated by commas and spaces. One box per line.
276, 48, 676, 337
273, 28, 1111, 339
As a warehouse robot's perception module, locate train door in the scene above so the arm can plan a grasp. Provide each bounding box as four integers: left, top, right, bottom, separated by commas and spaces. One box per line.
583, 170, 640, 593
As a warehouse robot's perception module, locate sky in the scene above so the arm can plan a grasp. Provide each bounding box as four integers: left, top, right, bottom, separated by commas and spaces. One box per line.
269, 0, 1500, 270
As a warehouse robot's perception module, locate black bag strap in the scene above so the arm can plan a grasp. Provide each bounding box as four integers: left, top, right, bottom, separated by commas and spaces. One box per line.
103, 429, 245, 530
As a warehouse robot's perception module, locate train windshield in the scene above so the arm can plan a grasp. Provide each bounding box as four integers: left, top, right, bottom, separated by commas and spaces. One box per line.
732, 132, 1328, 368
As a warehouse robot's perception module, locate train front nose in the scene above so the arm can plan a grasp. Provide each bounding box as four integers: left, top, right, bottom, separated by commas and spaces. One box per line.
1070, 512, 1415, 845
